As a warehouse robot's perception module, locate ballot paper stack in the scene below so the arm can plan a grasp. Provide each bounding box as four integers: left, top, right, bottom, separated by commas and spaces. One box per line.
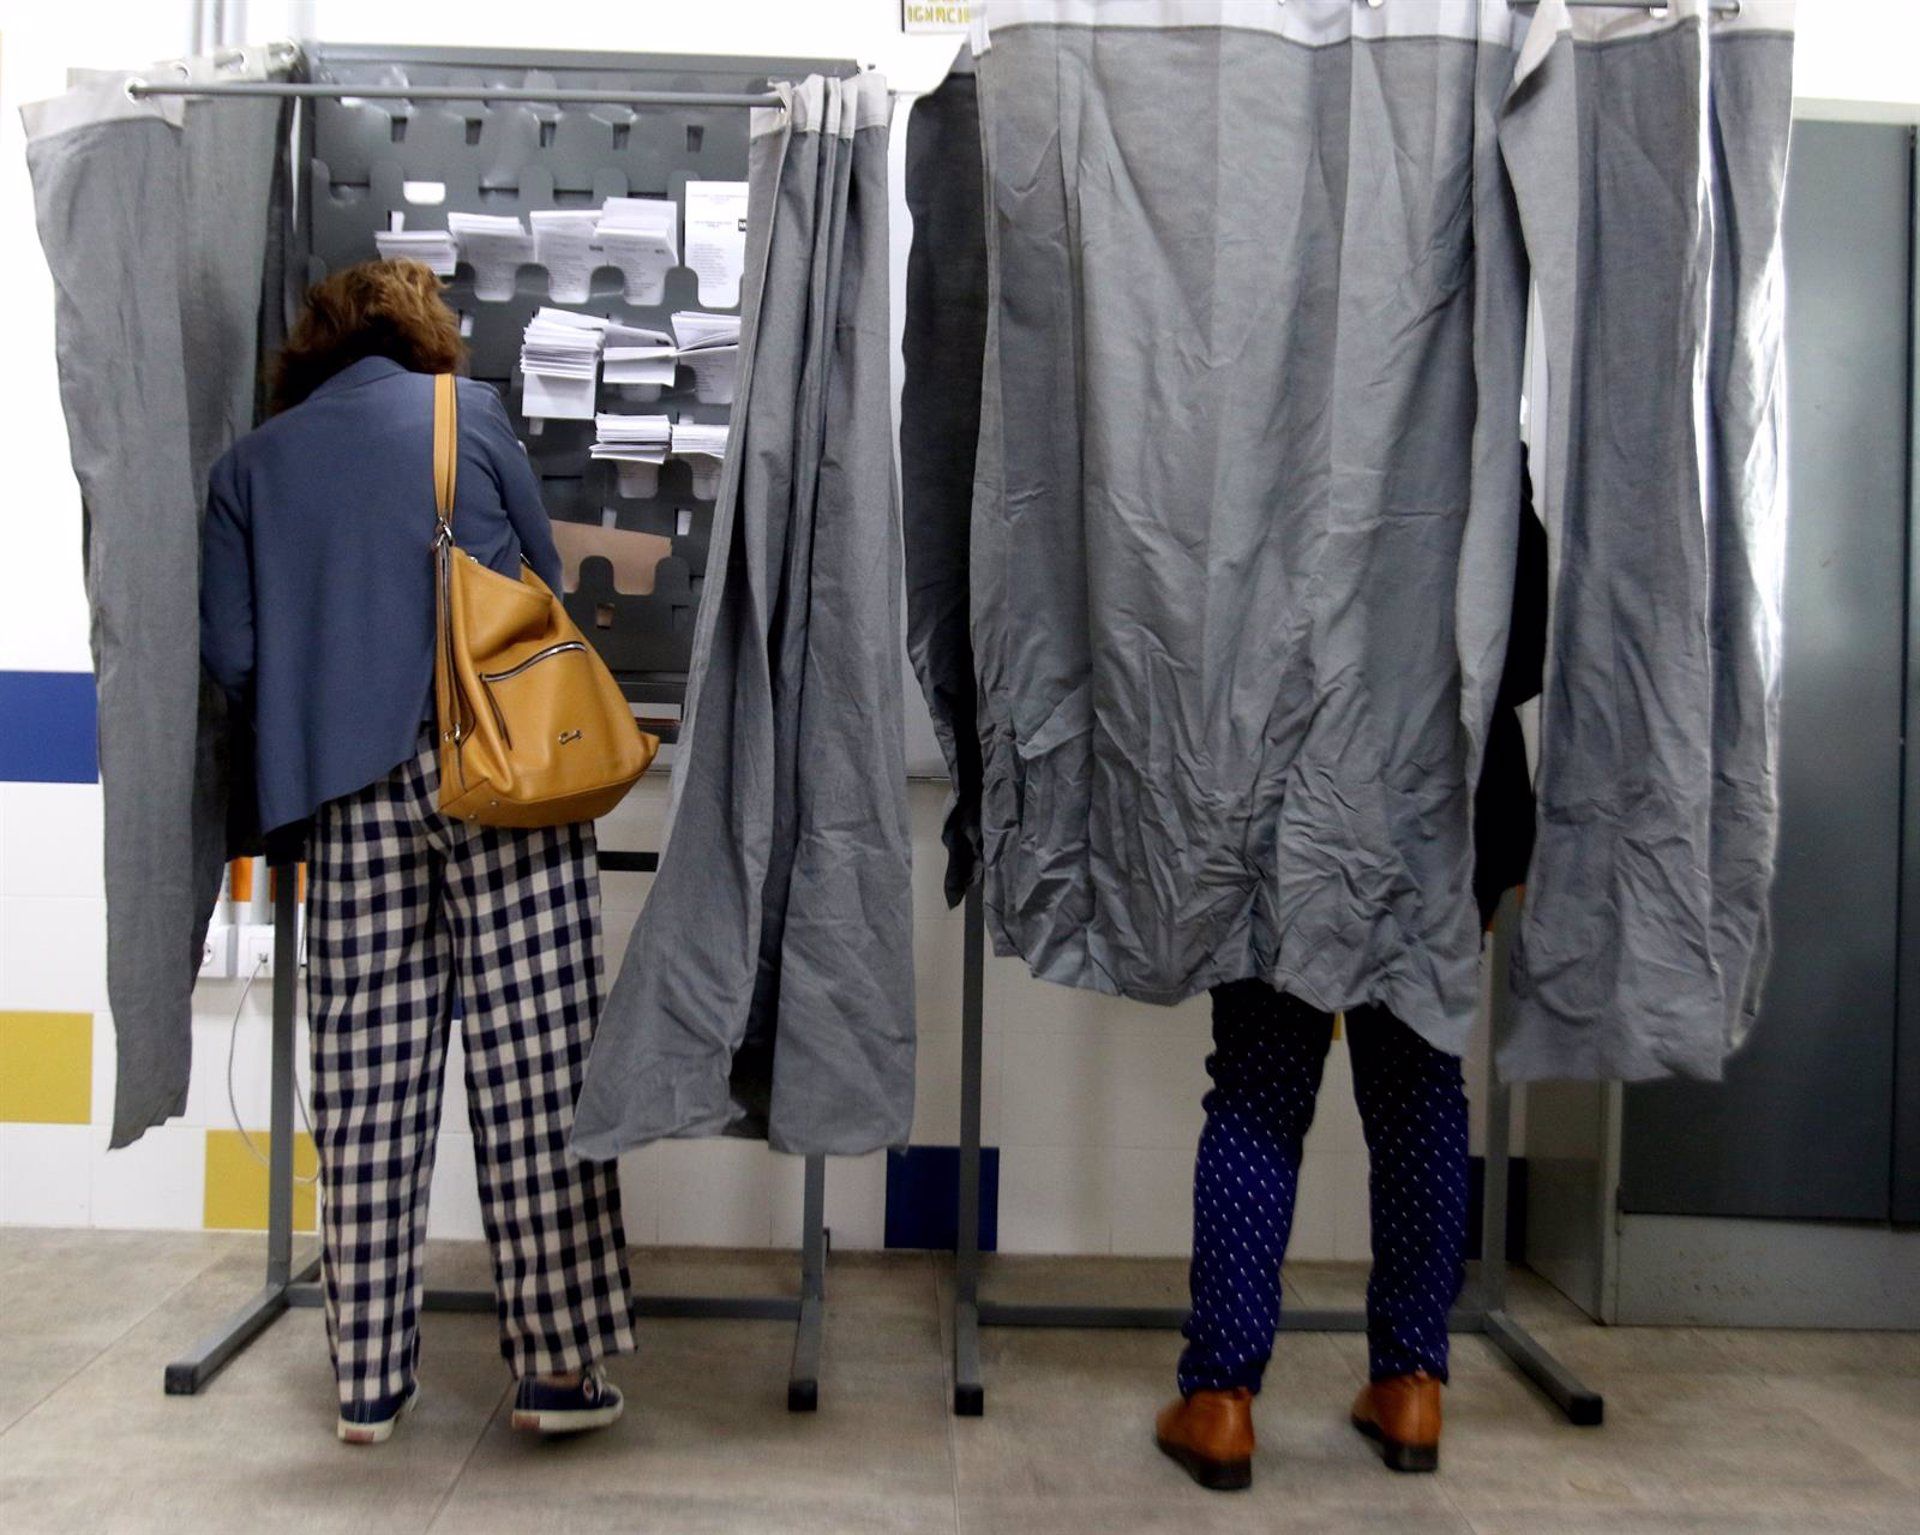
519, 308, 608, 421
591, 412, 673, 497
669, 311, 742, 405
374, 227, 458, 276
600, 324, 678, 400
594, 197, 679, 305
670, 419, 731, 499
528, 209, 606, 304
447, 212, 535, 301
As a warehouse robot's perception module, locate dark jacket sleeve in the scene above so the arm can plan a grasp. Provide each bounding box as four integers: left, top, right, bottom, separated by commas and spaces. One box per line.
467, 381, 563, 594
200, 451, 255, 706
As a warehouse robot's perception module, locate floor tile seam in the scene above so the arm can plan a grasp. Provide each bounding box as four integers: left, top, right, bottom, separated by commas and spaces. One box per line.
423, 1377, 515, 1533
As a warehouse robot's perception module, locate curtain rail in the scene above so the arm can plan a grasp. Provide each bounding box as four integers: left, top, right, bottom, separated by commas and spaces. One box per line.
124, 81, 781, 107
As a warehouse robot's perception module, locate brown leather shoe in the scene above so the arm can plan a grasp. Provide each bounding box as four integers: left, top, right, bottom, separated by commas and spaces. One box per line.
1351, 1372, 1442, 1473
1155, 1388, 1254, 1492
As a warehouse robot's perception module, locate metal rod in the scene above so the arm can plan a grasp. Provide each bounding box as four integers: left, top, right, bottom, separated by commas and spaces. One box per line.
957, 885, 986, 1309
266, 860, 300, 1290
126, 80, 780, 108
1522, 1, 1746, 10
164, 1284, 292, 1395
1480, 888, 1522, 1315
953, 882, 988, 1416
801, 1154, 828, 1302
1485, 1309, 1606, 1425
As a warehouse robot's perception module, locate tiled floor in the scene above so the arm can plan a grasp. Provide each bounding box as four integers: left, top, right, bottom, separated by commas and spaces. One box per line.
0, 1229, 1915, 1533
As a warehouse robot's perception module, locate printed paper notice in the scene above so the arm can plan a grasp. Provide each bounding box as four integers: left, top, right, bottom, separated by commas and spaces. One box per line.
684, 181, 750, 309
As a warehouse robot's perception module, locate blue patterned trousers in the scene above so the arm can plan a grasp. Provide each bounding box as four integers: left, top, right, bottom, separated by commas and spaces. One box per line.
1178, 981, 1469, 1394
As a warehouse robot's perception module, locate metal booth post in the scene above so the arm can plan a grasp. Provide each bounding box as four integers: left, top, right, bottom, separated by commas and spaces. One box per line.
950, 886, 1604, 1426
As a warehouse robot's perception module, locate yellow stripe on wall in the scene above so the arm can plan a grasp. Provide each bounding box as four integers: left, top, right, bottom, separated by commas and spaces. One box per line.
0, 1011, 93, 1124
203, 1130, 319, 1232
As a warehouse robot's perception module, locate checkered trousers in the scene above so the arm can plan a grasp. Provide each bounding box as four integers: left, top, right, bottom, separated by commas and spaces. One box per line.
306, 729, 634, 1414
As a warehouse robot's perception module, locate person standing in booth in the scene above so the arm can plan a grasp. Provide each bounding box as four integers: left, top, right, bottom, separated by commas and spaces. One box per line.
200, 260, 633, 1445
1154, 986, 1469, 1489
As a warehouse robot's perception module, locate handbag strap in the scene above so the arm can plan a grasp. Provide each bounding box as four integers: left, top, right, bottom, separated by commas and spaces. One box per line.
432, 372, 458, 529
431, 372, 468, 747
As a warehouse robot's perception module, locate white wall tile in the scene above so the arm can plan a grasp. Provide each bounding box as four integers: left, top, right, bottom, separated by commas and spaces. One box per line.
90, 1124, 205, 1230
0, 782, 104, 898
999, 1015, 1117, 1149
770, 1149, 887, 1251
1109, 1013, 1210, 1150
909, 1022, 1002, 1147
651, 1137, 776, 1247
0, 1124, 92, 1226
182, 1015, 312, 1131
426, 1130, 485, 1240
89, 1012, 116, 1130
1109, 1146, 1194, 1257
0, 893, 107, 1013
1303, 1037, 1367, 1154
912, 916, 967, 1033
997, 1143, 1112, 1255
616, 1144, 662, 1245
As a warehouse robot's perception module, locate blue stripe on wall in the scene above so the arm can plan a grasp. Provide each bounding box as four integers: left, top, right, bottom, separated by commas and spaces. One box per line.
0, 671, 98, 784
885, 1145, 999, 1252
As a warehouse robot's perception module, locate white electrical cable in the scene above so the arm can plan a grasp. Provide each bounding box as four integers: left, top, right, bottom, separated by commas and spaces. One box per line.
226, 951, 321, 1186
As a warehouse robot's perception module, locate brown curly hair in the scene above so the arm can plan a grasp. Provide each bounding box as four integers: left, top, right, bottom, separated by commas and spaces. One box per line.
270, 259, 466, 413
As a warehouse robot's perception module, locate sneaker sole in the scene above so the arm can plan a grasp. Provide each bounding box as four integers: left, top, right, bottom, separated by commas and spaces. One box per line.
1351, 1413, 1440, 1474
337, 1388, 419, 1446
1154, 1432, 1252, 1492
510, 1399, 625, 1435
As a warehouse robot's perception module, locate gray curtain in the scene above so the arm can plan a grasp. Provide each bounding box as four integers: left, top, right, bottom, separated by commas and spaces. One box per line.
908, 0, 1795, 1082
24, 56, 291, 1146
1499, 0, 1797, 1081
574, 73, 914, 1160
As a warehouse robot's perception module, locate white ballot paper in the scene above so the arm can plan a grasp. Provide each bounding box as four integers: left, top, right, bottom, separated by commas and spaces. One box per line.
670, 419, 731, 500
529, 209, 604, 303
374, 227, 458, 275
601, 323, 678, 397
447, 212, 535, 301
670, 311, 743, 405
592, 412, 673, 497
595, 196, 679, 305
683, 181, 749, 308
519, 308, 607, 420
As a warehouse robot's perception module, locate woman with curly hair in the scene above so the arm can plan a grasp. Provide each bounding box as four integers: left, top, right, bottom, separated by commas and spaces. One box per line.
201, 260, 633, 1445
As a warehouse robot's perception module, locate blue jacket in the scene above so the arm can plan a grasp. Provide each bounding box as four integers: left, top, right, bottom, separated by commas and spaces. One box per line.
201, 357, 562, 837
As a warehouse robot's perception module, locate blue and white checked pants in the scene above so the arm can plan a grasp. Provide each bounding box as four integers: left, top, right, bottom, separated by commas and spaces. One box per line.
306, 731, 633, 1415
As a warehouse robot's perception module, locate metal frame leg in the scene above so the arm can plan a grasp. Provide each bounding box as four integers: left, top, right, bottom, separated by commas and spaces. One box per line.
787, 1153, 828, 1411
952, 882, 987, 1416
1473, 893, 1604, 1425
166, 863, 317, 1395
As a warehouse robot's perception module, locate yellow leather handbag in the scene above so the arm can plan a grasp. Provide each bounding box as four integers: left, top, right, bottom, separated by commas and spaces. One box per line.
430, 373, 657, 826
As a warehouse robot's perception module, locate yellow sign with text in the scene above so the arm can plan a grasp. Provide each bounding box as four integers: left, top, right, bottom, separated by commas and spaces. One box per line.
903, 0, 973, 34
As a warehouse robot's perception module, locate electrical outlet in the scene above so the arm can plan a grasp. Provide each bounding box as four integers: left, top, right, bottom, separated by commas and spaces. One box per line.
239, 924, 277, 980
200, 923, 235, 979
